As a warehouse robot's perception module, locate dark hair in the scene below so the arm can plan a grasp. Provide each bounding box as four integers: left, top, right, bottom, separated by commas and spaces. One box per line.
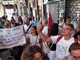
48, 23, 59, 36
1, 16, 6, 20
69, 43, 80, 54
11, 17, 16, 24
14, 23, 20, 27
32, 26, 38, 35
42, 55, 49, 60
18, 16, 23, 24
21, 45, 45, 60
73, 31, 80, 39
28, 18, 32, 21
65, 23, 74, 30
66, 16, 71, 19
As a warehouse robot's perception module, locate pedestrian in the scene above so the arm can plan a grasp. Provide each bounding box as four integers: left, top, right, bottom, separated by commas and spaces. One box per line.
21, 45, 46, 60
63, 42, 80, 60
37, 23, 78, 60
25, 26, 41, 47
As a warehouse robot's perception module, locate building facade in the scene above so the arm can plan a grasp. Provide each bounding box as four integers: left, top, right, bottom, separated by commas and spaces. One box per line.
0, 0, 80, 22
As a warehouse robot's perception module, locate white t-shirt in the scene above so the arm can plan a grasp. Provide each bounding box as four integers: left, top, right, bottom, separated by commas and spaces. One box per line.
26, 34, 40, 46
23, 24, 32, 34
42, 26, 49, 54
50, 36, 75, 59
24, 24, 29, 32
42, 26, 48, 36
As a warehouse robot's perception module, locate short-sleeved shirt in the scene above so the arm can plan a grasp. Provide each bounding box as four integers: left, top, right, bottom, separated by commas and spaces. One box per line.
26, 34, 40, 46
50, 35, 75, 59
42, 26, 48, 36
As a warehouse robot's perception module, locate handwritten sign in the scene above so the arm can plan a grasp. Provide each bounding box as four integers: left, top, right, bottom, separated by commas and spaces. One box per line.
0, 25, 26, 49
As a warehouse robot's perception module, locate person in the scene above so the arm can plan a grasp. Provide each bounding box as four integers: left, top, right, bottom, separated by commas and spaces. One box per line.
66, 16, 72, 24
35, 15, 41, 27
0, 20, 12, 60
4, 20, 15, 60
58, 17, 64, 34
1, 16, 6, 23
59, 17, 64, 27
0, 18, 4, 28
11, 21, 25, 60
23, 19, 32, 34
74, 31, 80, 43
21, 45, 46, 60
25, 26, 41, 47
41, 18, 49, 54
48, 23, 59, 60
11, 17, 16, 27
18, 16, 23, 25
42, 18, 48, 35
37, 23, 78, 60
0, 16, 7, 28
4, 20, 12, 28
66, 16, 77, 30
30, 17, 35, 24
75, 15, 80, 32
63, 42, 80, 60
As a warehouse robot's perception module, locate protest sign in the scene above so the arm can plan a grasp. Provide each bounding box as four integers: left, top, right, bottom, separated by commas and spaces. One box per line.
0, 25, 26, 49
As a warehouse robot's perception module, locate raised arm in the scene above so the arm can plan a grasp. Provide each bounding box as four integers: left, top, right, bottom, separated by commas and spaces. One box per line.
37, 23, 52, 43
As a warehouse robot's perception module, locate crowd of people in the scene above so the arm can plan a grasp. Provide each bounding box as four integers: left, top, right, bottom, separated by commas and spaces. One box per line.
0, 14, 80, 60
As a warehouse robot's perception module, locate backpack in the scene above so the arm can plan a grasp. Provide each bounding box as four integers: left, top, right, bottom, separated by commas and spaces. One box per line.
49, 35, 78, 51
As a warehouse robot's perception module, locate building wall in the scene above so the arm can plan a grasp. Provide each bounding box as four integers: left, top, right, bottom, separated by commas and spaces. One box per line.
48, 2, 59, 23
27, 0, 44, 17
65, 0, 80, 20
0, 0, 5, 17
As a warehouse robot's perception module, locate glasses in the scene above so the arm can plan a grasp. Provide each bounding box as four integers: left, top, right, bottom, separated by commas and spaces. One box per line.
72, 56, 80, 60
31, 28, 35, 30
62, 28, 72, 31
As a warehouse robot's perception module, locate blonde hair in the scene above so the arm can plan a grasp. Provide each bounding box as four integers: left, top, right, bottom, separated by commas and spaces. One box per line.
4, 20, 11, 28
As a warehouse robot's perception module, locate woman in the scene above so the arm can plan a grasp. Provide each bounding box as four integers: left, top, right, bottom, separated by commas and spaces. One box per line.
25, 26, 41, 47
18, 16, 23, 25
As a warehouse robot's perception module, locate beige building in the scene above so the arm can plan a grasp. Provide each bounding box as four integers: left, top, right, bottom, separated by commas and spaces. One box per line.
0, 0, 27, 20
0, 0, 44, 18
0, 0, 4, 17
27, 0, 44, 17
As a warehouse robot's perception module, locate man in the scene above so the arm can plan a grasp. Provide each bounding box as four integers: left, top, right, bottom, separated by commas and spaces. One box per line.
63, 42, 80, 60
37, 23, 78, 60
66, 16, 77, 29
59, 17, 64, 34
66, 16, 71, 24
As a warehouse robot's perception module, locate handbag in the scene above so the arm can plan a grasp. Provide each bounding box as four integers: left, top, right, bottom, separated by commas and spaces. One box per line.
49, 43, 56, 51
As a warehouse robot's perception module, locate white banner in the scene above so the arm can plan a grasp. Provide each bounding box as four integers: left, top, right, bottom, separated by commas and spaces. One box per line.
0, 25, 26, 49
